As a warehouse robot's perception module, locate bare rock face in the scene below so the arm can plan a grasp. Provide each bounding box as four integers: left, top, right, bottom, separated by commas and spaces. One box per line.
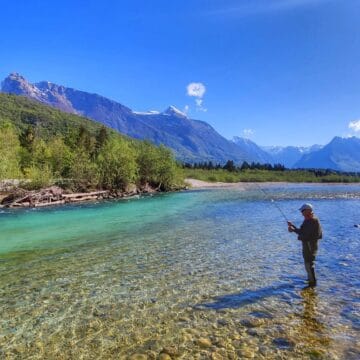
1, 73, 78, 114
1, 73, 44, 101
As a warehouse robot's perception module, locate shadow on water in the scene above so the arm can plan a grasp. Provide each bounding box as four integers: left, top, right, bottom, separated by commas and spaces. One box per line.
197, 280, 302, 310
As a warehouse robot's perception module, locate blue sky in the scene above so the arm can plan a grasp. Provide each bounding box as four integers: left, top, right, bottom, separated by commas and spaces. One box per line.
1, 0, 359, 146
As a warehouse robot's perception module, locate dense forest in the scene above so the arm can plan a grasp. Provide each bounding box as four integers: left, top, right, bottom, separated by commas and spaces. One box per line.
0, 94, 183, 191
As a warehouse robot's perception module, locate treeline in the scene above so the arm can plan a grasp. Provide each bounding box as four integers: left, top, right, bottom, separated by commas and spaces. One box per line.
0, 122, 182, 191
183, 159, 360, 183
183, 160, 285, 171
0, 94, 183, 191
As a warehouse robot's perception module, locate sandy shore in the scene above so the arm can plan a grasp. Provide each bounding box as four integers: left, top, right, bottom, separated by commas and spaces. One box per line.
185, 178, 253, 189
184, 178, 326, 190
185, 178, 359, 189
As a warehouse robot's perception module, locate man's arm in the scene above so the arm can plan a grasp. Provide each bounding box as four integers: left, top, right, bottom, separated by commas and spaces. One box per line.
287, 221, 300, 234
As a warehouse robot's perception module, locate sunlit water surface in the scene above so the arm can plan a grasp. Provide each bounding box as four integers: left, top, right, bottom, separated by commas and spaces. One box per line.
0, 183, 359, 359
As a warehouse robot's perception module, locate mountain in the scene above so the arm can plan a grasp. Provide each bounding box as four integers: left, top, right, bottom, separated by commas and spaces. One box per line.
3, 73, 359, 171
262, 145, 322, 168
0, 92, 112, 138
232, 136, 274, 164
294, 136, 360, 172
1, 73, 260, 164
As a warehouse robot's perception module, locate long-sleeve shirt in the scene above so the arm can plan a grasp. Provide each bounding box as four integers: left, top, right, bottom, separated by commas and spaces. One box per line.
293, 217, 323, 242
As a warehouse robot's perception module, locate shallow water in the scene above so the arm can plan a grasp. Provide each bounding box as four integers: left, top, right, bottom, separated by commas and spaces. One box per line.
0, 184, 359, 359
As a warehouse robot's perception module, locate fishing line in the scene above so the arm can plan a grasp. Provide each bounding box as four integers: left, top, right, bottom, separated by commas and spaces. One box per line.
254, 183, 289, 222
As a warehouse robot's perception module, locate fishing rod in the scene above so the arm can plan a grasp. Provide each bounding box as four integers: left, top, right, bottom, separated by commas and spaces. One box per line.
254, 183, 289, 222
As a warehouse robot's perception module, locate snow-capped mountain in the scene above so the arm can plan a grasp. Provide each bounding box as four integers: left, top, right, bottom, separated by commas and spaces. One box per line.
2, 73, 359, 171
262, 145, 323, 168
294, 136, 360, 172
0, 73, 252, 164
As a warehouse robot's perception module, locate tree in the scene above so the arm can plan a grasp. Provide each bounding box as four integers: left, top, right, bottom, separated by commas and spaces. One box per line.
97, 136, 137, 190
136, 141, 161, 186
155, 145, 181, 190
20, 125, 35, 150
77, 125, 96, 155
95, 126, 109, 154
0, 122, 21, 179
47, 137, 73, 177
223, 160, 236, 172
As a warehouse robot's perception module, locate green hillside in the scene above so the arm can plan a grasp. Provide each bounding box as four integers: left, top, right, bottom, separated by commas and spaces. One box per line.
0, 93, 183, 191
0, 93, 115, 138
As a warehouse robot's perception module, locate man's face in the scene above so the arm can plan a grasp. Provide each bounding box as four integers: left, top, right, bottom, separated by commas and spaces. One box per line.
301, 209, 312, 218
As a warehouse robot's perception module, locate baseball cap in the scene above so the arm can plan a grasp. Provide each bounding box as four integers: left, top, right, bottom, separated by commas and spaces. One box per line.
299, 203, 313, 212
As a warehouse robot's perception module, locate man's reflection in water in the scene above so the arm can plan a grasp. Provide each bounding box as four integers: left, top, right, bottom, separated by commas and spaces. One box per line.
299, 288, 330, 346
301, 288, 323, 331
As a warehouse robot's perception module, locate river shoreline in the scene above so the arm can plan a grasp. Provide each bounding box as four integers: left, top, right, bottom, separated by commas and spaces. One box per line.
1, 178, 358, 209
0, 183, 160, 209
184, 178, 360, 189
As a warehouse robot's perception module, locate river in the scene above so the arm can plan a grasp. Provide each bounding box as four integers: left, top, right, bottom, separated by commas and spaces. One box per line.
0, 183, 359, 359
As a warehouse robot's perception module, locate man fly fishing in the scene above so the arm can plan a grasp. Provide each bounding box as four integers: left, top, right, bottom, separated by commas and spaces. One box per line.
287, 203, 323, 288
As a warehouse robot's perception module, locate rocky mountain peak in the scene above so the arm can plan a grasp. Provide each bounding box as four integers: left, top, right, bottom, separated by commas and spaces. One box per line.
8, 72, 26, 81
1, 72, 42, 99
163, 105, 187, 118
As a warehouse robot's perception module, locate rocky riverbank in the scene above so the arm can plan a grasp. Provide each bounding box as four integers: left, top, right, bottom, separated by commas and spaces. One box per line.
0, 183, 159, 208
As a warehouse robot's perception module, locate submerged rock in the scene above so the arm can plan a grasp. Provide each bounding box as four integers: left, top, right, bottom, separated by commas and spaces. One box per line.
160, 346, 178, 357
240, 318, 265, 328
158, 354, 171, 360
272, 337, 295, 350
197, 338, 212, 348
129, 354, 148, 360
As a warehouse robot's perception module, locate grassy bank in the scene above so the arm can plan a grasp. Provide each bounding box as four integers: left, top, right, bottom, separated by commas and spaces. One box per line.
184, 168, 360, 183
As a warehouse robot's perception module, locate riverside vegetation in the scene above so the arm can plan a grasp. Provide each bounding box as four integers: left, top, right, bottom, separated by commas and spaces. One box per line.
1, 93, 359, 206
0, 94, 183, 201
183, 160, 360, 183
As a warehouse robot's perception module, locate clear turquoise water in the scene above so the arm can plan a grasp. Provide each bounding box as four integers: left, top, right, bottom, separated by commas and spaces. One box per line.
0, 184, 359, 359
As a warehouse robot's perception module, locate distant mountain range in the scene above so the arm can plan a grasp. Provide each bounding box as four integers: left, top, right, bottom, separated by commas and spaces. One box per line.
1, 73, 359, 172
262, 145, 323, 168
293, 136, 360, 172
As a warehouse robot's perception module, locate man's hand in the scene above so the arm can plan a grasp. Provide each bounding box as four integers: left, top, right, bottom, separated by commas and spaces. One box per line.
287, 221, 295, 232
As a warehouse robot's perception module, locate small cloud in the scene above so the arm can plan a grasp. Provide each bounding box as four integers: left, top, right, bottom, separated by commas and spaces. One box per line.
187, 82, 207, 112
187, 82, 206, 98
242, 129, 255, 138
183, 105, 190, 114
349, 119, 360, 132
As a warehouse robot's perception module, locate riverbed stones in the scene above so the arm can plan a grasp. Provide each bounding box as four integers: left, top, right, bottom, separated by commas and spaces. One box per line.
129, 354, 147, 360
217, 319, 229, 326
160, 346, 178, 357
197, 337, 212, 348
240, 318, 265, 328
272, 337, 295, 350
211, 352, 224, 360
146, 351, 157, 360
158, 353, 172, 360
237, 348, 255, 359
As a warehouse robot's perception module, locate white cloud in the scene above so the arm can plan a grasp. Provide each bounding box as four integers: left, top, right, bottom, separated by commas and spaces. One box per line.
183, 105, 190, 114
349, 119, 360, 132
242, 129, 255, 138
195, 98, 203, 107
187, 82, 206, 98
186, 82, 207, 112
